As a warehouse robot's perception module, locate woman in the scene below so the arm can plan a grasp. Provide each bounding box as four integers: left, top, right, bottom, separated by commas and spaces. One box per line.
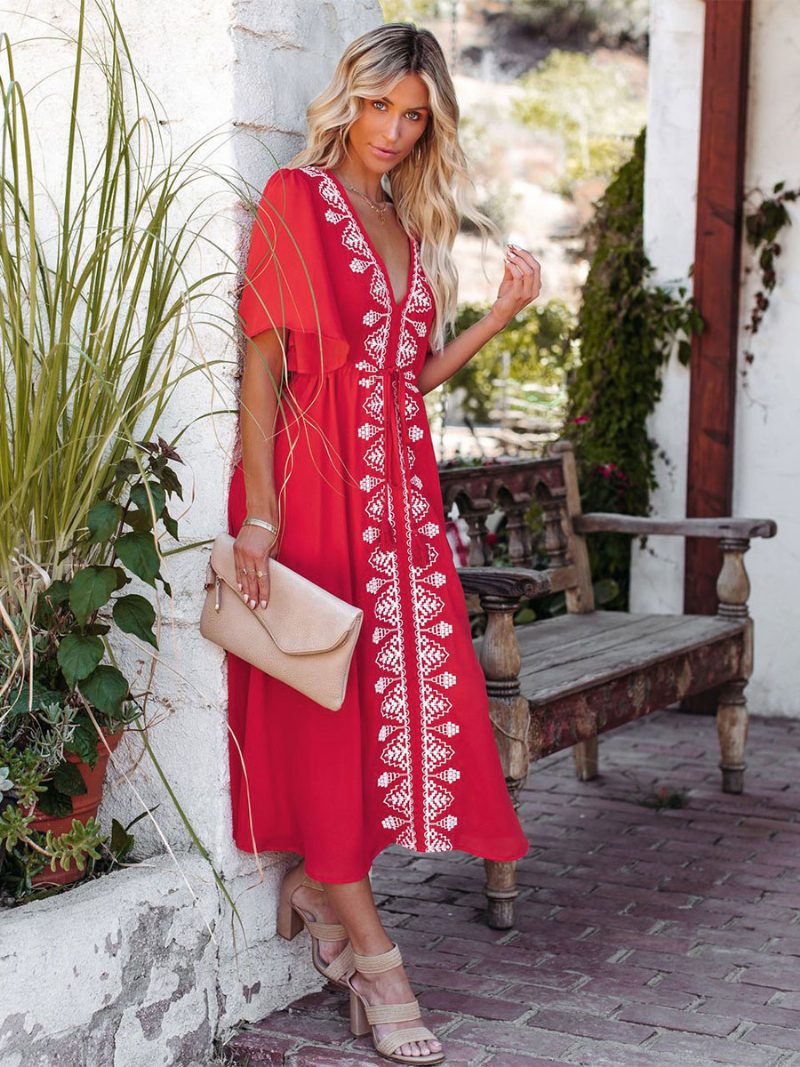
227, 22, 540, 1065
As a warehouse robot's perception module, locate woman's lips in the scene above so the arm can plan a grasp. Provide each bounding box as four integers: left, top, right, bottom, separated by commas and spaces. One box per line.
372, 145, 398, 158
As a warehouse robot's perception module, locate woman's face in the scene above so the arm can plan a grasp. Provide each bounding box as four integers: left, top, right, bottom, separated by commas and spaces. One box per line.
347, 72, 431, 173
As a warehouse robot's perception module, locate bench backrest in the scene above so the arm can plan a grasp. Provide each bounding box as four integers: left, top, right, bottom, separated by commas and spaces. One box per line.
438, 439, 595, 614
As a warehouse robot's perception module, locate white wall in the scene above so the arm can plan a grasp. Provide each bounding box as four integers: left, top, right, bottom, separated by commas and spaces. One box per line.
731, 0, 800, 716
1, 0, 380, 1055
629, 0, 703, 616
91, 0, 379, 870
631, 0, 800, 717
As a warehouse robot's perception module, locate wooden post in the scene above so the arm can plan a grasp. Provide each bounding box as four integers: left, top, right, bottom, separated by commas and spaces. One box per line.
684, 1, 752, 617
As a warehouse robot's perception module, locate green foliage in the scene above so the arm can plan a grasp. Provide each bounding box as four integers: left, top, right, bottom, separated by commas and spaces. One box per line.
0, 438, 182, 900
509, 0, 649, 49
742, 180, 800, 370
447, 299, 577, 428
565, 127, 704, 608
0, 2, 246, 928
512, 49, 646, 193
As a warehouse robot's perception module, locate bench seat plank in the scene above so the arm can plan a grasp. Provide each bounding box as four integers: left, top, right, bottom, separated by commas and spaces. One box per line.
514, 611, 744, 704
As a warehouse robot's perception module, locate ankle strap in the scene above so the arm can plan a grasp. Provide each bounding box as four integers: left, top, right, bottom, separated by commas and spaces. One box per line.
301, 875, 325, 891
353, 941, 402, 973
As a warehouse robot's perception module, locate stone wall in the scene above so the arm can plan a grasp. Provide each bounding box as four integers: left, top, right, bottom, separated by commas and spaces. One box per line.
0, 1, 380, 1063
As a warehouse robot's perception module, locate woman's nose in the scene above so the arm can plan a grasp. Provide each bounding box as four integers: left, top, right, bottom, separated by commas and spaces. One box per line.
383, 117, 402, 142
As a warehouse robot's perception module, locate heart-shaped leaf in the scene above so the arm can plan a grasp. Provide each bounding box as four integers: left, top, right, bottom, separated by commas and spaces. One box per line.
159, 465, 183, 500
65, 720, 103, 767
69, 567, 118, 625
162, 511, 179, 540
53, 760, 88, 797
44, 579, 71, 606
57, 633, 105, 687
113, 594, 157, 648
79, 665, 129, 718
35, 782, 74, 818
87, 500, 122, 544
129, 481, 166, 521
115, 531, 160, 586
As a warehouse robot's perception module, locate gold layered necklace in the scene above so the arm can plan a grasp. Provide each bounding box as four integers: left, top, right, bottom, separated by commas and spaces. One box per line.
339, 176, 393, 224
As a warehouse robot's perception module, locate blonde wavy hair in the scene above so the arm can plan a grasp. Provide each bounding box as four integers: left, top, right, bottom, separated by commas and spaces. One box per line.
288, 21, 499, 353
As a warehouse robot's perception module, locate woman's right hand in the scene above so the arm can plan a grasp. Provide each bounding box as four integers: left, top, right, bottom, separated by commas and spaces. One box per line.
234, 522, 280, 610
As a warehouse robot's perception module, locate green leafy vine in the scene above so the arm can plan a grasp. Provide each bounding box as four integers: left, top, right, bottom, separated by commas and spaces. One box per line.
742, 180, 799, 375
564, 127, 704, 609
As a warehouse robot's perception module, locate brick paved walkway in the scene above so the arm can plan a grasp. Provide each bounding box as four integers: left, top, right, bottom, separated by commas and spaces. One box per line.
225, 709, 800, 1067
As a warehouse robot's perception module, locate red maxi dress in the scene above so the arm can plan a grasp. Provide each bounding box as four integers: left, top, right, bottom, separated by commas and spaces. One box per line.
226, 164, 529, 882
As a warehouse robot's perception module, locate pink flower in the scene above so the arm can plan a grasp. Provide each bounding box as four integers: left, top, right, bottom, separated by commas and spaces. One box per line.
572, 415, 590, 425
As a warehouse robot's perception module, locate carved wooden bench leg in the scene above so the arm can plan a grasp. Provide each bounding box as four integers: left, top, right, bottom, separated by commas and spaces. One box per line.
573, 736, 599, 781
484, 858, 518, 930
717, 679, 748, 793
471, 580, 541, 930
716, 538, 754, 794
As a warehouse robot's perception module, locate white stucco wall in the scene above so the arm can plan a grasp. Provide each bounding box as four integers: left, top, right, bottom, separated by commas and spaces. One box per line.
94, 0, 379, 872
630, 0, 799, 717
1, 1, 380, 1060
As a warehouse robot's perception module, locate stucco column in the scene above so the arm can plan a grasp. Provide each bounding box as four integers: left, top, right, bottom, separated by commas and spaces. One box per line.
2, 0, 380, 1049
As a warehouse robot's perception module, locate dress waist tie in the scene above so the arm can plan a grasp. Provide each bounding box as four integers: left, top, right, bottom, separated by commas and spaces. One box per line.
364, 367, 428, 567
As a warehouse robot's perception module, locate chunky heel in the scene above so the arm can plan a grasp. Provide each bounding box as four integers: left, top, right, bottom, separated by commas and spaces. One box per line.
275, 859, 355, 987
344, 941, 445, 1064
349, 989, 370, 1036
276, 899, 304, 940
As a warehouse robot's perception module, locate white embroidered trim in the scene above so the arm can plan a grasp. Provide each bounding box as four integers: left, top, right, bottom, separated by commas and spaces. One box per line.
300, 166, 460, 852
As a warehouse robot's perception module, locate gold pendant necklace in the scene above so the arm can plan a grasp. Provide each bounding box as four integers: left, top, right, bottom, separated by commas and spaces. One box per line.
340, 177, 393, 224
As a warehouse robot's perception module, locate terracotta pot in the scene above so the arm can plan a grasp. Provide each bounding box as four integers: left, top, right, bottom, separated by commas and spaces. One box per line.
27, 727, 124, 888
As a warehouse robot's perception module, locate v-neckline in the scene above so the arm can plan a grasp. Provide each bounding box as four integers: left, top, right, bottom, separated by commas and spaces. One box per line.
323, 167, 415, 309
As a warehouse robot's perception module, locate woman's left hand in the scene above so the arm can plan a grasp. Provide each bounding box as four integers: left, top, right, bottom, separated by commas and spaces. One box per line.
488, 244, 542, 330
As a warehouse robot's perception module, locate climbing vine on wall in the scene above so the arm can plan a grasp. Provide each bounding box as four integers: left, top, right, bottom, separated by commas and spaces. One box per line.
742, 180, 799, 377
564, 127, 704, 609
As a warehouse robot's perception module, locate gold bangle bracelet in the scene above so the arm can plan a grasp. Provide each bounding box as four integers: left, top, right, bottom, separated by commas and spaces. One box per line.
243, 516, 278, 536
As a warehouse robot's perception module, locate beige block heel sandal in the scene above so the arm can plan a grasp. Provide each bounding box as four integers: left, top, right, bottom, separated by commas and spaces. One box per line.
345, 942, 445, 1065
276, 860, 355, 988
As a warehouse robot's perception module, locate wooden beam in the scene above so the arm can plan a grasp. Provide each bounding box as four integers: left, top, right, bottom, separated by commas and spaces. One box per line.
684, 0, 752, 616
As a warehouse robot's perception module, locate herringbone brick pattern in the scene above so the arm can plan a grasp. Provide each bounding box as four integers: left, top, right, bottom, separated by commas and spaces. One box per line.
225, 710, 800, 1066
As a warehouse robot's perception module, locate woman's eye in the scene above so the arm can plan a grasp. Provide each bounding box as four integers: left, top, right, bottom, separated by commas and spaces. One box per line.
371, 101, 421, 121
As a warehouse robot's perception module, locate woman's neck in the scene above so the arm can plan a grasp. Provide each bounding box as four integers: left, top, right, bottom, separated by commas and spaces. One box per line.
330, 162, 386, 203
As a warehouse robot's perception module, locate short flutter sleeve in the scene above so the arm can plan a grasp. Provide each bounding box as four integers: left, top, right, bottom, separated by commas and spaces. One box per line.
237, 167, 349, 374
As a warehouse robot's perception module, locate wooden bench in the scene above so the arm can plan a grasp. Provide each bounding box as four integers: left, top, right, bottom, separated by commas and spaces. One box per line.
439, 440, 777, 928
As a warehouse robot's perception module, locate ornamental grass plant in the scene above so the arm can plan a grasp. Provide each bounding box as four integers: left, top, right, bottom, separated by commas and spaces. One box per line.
0, 1, 256, 924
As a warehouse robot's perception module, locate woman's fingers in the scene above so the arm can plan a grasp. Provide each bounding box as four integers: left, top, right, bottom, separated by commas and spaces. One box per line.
234, 527, 275, 609
256, 562, 270, 610
508, 248, 537, 286
508, 244, 539, 273
245, 553, 271, 608
505, 244, 542, 303
502, 253, 523, 278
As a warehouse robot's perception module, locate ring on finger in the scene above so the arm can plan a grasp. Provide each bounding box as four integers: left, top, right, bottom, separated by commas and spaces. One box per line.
256, 570, 264, 578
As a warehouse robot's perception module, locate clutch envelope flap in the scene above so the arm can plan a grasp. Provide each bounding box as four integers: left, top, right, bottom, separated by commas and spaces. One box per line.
209, 532, 361, 655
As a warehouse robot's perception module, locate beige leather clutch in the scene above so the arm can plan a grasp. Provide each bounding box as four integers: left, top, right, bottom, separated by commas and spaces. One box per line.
200, 532, 363, 711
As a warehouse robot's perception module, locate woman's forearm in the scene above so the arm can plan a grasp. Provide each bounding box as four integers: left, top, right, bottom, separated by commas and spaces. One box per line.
416, 310, 504, 396
239, 328, 287, 520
